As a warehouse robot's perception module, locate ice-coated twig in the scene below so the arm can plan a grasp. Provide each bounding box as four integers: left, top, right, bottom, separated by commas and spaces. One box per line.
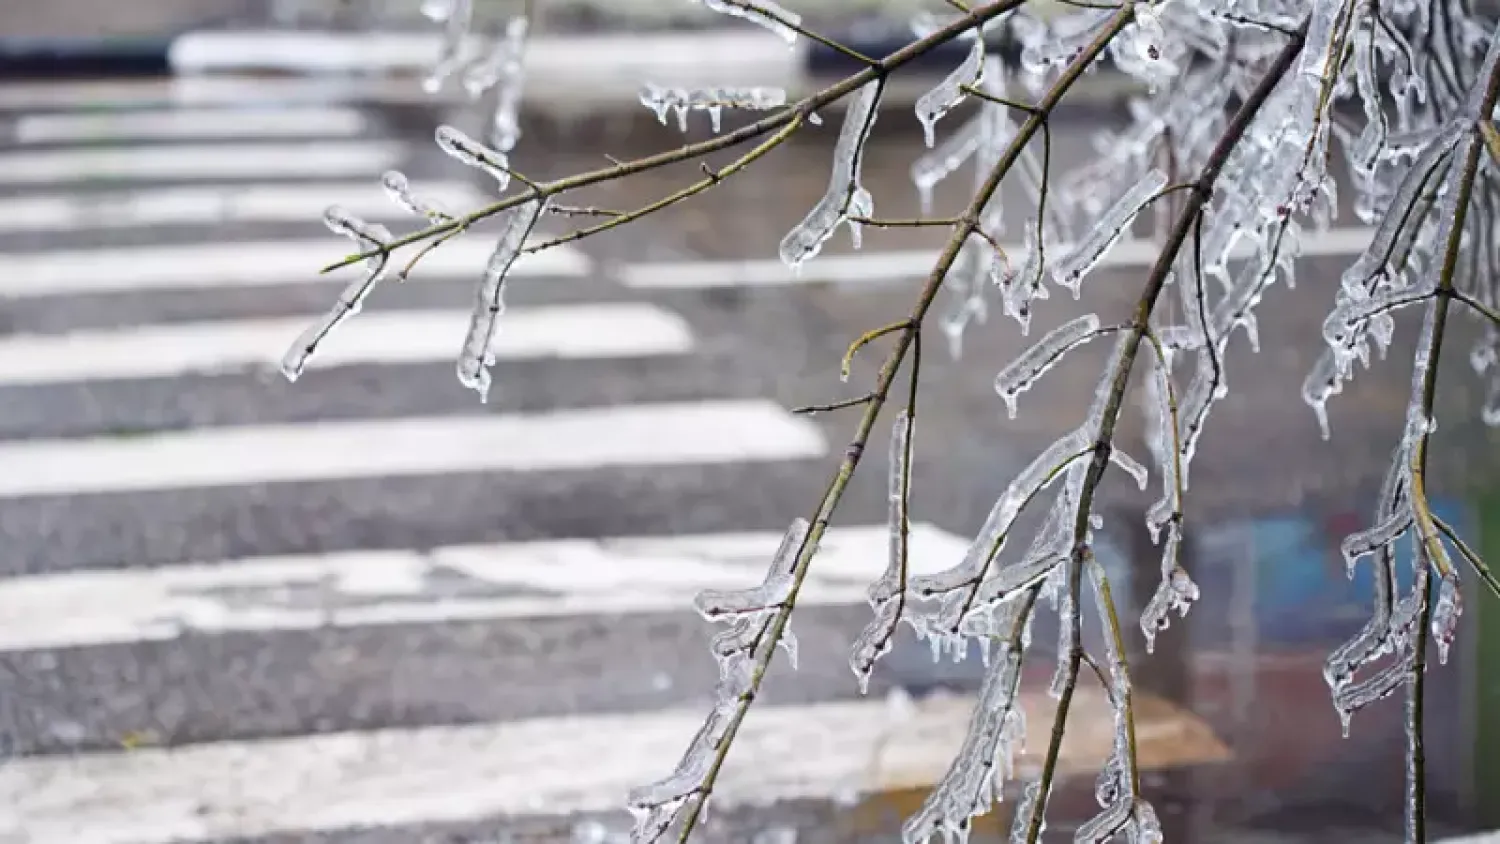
280, 206, 392, 382
692, 0, 802, 44
696, 519, 806, 621
628, 519, 811, 841
434, 125, 512, 190
380, 170, 453, 224
1049, 168, 1168, 299
850, 410, 914, 694
915, 37, 985, 148
456, 197, 544, 402
901, 590, 1037, 844
994, 314, 1107, 419
779, 79, 884, 269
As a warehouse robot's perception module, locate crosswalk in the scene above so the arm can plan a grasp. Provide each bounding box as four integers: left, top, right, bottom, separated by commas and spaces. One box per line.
0, 79, 1269, 843
0, 81, 992, 843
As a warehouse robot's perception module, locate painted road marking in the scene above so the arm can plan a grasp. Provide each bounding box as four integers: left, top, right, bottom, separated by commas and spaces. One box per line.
0, 236, 586, 298
621, 227, 1379, 289
0, 524, 967, 652
0, 303, 693, 386
0, 140, 406, 184
0, 181, 489, 233
0, 400, 826, 498
0, 687, 1228, 842
12, 106, 370, 144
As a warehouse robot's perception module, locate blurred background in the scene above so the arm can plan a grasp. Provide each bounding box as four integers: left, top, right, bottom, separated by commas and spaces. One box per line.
1, 1, 1499, 842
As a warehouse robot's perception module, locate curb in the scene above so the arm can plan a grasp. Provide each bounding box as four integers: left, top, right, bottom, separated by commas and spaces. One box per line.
0, 36, 173, 79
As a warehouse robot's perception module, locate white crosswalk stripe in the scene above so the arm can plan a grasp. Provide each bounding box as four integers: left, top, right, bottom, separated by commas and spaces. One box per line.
621, 226, 1380, 289
0, 181, 490, 232
0, 140, 409, 184
11, 105, 371, 143
0, 88, 1233, 844
0, 303, 694, 385
0, 525, 967, 653
0, 400, 826, 498
0, 237, 587, 298
3, 682, 1179, 844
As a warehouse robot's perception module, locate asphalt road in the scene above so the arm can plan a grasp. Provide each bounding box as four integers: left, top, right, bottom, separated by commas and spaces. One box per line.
0, 75, 1488, 843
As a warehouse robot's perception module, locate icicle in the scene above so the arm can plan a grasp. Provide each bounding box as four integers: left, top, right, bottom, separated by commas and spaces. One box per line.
423, 0, 473, 93
1431, 573, 1462, 666
280, 207, 391, 382
1302, 350, 1345, 440
1333, 650, 1414, 736
911, 116, 984, 215
915, 38, 985, 148
461, 16, 527, 100
780, 81, 882, 269
640, 84, 788, 131
485, 18, 530, 153
435, 125, 512, 190
940, 236, 994, 360
456, 198, 543, 401
999, 221, 1050, 335
910, 429, 1088, 603
693, 0, 801, 44
994, 314, 1104, 419
1140, 521, 1198, 654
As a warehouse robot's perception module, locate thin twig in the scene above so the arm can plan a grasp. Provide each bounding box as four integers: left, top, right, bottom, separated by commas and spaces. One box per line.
792, 393, 876, 415
548, 205, 627, 217
842, 320, 913, 381
850, 215, 965, 228
527, 117, 803, 252
1433, 514, 1500, 600
961, 84, 1039, 113
322, 0, 1029, 274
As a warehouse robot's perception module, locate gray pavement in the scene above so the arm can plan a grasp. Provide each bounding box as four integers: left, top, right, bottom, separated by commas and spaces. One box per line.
0, 77, 1490, 844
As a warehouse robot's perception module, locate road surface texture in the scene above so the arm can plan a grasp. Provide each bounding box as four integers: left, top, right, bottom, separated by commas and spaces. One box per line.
0, 75, 1491, 843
